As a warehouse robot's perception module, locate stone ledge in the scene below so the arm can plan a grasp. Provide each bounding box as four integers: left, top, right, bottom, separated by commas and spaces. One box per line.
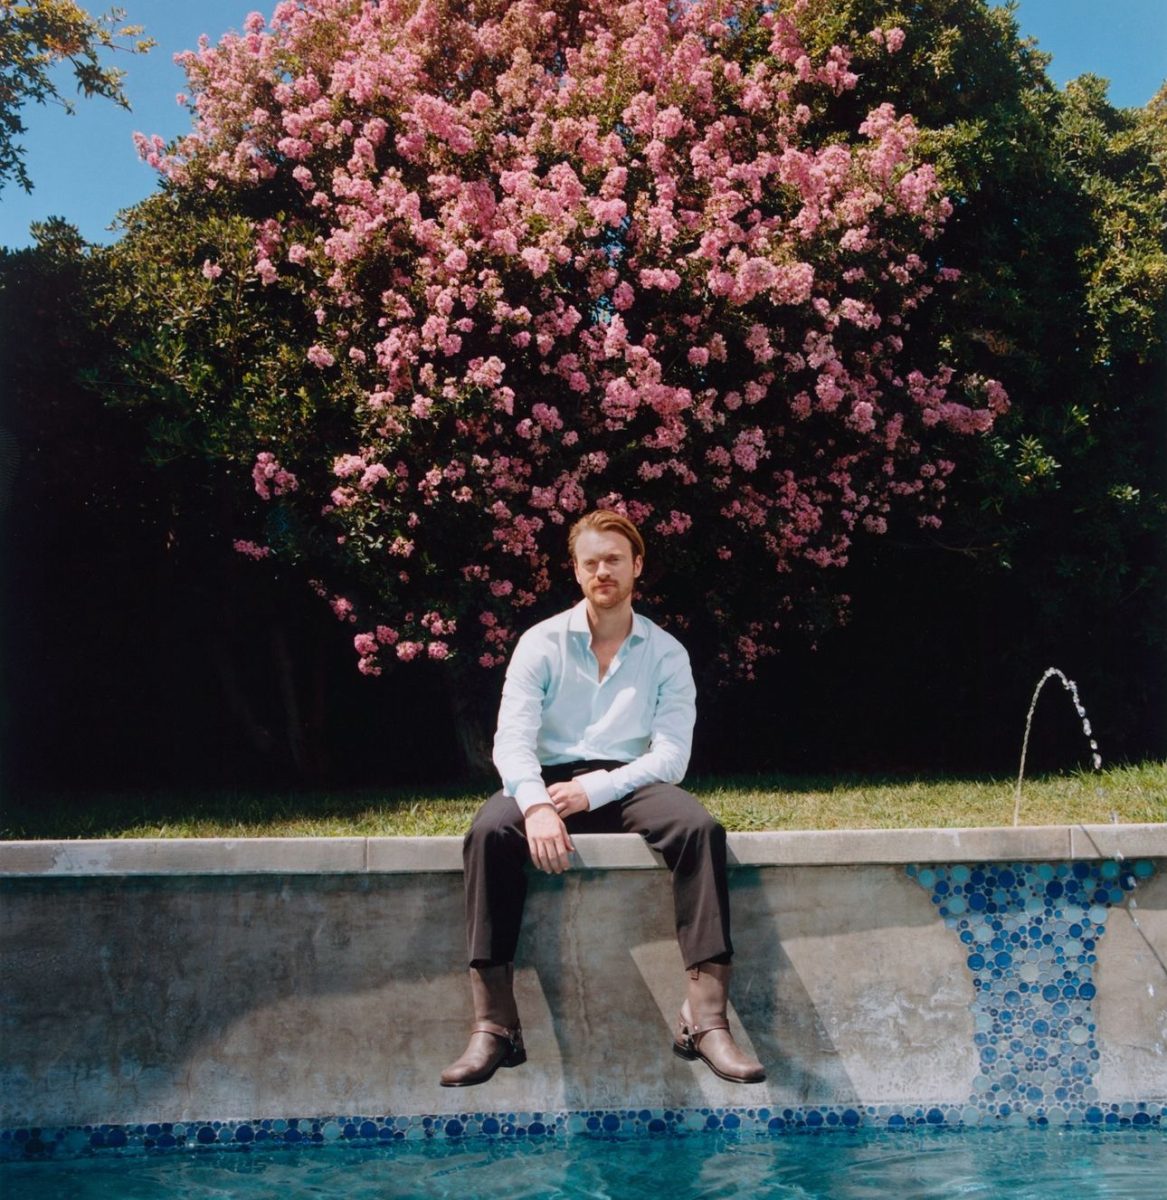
1, 824, 1164, 877
1071, 824, 1167, 860
0, 837, 370, 877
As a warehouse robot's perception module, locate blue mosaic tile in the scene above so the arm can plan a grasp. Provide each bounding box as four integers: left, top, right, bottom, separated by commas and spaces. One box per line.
4, 1101, 1163, 1161
907, 857, 1157, 1125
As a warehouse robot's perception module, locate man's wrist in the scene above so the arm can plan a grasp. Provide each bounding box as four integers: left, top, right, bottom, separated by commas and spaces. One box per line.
577, 768, 618, 810
514, 779, 552, 814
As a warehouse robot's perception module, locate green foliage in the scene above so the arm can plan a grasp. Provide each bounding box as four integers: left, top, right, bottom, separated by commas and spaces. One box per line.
90, 191, 354, 568
798, 0, 1165, 668
1057, 78, 1167, 365
95, 196, 300, 460
0, 0, 153, 193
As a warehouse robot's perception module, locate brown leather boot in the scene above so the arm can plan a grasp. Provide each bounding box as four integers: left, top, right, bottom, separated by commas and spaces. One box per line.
673, 960, 765, 1083
439, 963, 526, 1087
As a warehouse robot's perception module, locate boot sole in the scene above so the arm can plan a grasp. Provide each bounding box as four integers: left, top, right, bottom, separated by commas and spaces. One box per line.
439, 1049, 527, 1087
672, 1040, 766, 1084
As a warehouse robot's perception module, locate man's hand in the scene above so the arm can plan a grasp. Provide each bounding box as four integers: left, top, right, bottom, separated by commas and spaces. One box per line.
548, 779, 591, 819
524, 803, 575, 874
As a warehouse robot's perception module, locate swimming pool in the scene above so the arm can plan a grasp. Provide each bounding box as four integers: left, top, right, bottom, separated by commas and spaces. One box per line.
2, 1124, 1165, 1199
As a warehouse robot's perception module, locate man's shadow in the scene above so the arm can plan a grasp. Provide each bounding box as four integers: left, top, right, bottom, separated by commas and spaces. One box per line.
521, 855, 861, 1110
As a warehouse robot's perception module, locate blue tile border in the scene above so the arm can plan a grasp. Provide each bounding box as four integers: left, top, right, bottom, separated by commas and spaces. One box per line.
2, 1101, 1164, 1161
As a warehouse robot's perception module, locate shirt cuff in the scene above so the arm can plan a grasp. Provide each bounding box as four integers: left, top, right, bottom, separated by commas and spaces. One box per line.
513, 779, 553, 815
577, 769, 618, 810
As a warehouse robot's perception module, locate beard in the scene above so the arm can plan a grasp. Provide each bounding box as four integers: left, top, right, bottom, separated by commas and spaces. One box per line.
588, 578, 632, 608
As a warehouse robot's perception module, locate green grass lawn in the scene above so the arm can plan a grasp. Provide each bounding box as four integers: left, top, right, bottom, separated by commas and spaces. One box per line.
2, 761, 1163, 839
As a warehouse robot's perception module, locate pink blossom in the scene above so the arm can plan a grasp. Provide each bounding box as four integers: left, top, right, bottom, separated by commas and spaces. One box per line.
252, 452, 298, 499
655, 509, 693, 536
333, 453, 366, 478
732, 427, 767, 471
531, 403, 563, 432
421, 611, 456, 635
639, 267, 681, 291
849, 401, 877, 434
359, 463, 390, 489
520, 247, 551, 278
146, 0, 1002, 680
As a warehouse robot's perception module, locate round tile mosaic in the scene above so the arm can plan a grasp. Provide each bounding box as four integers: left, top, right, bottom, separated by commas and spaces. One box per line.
2, 1100, 1163, 1161
906, 858, 1157, 1124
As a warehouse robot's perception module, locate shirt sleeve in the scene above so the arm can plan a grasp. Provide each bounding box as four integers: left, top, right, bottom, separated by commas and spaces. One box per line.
575, 639, 696, 810
492, 631, 554, 814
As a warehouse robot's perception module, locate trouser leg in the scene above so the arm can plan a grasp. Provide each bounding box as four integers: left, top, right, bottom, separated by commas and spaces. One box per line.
616, 782, 733, 969
463, 789, 529, 966
464, 775, 732, 969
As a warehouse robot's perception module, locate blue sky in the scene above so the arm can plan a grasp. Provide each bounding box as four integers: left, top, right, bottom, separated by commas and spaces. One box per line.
1, 0, 1163, 249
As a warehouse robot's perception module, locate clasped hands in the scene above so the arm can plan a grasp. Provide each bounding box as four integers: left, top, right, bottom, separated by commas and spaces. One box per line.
524, 780, 590, 874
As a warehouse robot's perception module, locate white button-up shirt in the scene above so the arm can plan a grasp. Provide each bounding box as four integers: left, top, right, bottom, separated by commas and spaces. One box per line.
492, 599, 697, 814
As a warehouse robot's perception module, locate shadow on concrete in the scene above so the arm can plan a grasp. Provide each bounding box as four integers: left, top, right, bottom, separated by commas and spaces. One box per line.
2, 857, 975, 1125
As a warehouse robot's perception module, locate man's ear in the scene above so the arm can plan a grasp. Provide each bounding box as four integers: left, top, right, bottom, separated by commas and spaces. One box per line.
633, 556, 643, 578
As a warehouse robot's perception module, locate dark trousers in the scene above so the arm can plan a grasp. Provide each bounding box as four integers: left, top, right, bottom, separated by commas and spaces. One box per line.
463, 762, 733, 970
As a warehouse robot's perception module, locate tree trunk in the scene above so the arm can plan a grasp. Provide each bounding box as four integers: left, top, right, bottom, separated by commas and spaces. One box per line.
447, 671, 494, 779
270, 624, 307, 776
209, 635, 275, 759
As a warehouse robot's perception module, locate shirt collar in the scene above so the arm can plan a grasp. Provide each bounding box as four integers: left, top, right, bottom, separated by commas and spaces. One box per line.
568, 598, 647, 644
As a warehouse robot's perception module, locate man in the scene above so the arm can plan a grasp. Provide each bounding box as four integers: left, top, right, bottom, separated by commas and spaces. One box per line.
440, 509, 765, 1087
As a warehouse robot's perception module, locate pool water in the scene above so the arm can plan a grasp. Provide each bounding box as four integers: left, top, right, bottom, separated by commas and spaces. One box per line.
2, 1126, 1164, 1199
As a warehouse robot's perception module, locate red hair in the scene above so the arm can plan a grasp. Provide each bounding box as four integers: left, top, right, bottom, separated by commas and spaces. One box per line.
567, 509, 645, 562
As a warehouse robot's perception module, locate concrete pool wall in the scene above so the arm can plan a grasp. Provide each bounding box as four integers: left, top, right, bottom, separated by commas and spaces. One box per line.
1, 825, 1165, 1152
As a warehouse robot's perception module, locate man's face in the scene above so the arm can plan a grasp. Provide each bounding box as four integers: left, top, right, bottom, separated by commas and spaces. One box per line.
572, 528, 643, 612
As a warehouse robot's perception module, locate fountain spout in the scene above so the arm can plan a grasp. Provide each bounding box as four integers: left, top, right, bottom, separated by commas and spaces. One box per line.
1012, 668, 1102, 827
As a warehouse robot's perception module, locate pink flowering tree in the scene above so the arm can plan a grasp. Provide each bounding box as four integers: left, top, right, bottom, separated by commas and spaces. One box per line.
125, 0, 1007, 682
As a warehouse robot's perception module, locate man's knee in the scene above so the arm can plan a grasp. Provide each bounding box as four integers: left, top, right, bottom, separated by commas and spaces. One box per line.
687, 806, 725, 848
633, 781, 724, 845
666, 786, 723, 839
464, 791, 525, 853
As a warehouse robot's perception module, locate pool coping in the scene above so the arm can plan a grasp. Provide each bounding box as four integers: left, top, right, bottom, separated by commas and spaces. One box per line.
1, 824, 1164, 876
